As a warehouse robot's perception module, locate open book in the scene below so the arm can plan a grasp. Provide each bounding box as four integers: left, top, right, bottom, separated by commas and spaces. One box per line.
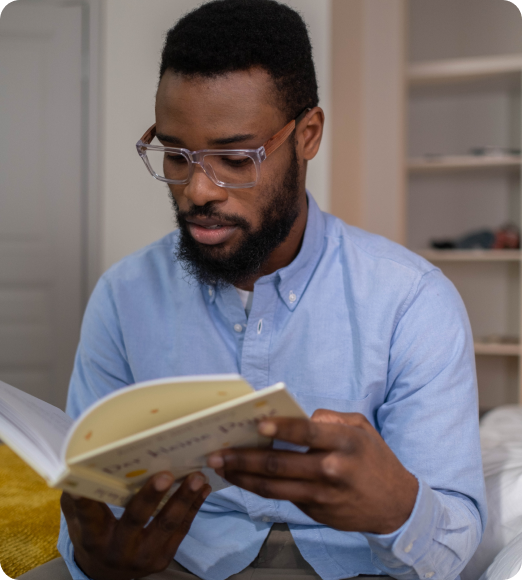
0, 375, 307, 506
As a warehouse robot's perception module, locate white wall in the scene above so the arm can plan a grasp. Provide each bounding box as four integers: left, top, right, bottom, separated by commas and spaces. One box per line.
330, 0, 406, 245
409, 0, 522, 62
360, 0, 405, 244
285, 0, 331, 213
100, 0, 331, 272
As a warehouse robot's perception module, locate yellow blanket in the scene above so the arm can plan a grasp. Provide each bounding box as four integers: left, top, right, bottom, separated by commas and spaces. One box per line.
0, 445, 61, 578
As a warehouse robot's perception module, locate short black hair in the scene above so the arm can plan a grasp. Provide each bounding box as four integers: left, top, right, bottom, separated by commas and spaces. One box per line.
159, 0, 319, 121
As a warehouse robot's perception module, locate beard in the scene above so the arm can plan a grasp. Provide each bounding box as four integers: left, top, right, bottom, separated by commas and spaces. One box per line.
171, 144, 301, 288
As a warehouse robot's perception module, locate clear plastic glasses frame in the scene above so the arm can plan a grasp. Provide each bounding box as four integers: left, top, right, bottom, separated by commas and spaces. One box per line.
136, 108, 310, 189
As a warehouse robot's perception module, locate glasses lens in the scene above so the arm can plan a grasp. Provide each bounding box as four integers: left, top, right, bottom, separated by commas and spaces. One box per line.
145, 140, 189, 183
203, 153, 257, 186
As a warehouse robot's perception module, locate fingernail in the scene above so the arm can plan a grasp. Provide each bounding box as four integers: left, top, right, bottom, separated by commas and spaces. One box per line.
190, 475, 207, 492
207, 455, 224, 469
154, 473, 174, 492
258, 421, 277, 437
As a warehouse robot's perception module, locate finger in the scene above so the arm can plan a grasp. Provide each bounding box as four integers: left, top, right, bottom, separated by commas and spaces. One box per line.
208, 449, 328, 481
222, 471, 319, 503
164, 484, 211, 555
311, 410, 372, 433
61, 491, 113, 531
146, 472, 209, 540
60, 491, 77, 520
256, 417, 362, 451
138, 479, 210, 574
116, 471, 176, 539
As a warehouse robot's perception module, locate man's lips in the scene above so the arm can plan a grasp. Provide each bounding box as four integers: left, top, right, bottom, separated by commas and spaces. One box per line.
185, 218, 238, 245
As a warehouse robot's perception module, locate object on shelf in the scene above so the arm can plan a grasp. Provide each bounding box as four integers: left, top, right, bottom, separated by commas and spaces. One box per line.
469, 147, 521, 158
477, 334, 520, 345
493, 224, 520, 249
419, 147, 522, 161
431, 224, 520, 250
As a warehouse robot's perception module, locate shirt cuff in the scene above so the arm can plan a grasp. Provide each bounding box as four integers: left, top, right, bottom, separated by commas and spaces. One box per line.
362, 477, 441, 578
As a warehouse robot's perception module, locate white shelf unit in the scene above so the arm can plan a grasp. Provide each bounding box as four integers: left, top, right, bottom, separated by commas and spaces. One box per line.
474, 342, 521, 357
408, 156, 522, 172
406, 0, 522, 410
408, 54, 522, 85
418, 250, 522, 262
421, 251, 522, 363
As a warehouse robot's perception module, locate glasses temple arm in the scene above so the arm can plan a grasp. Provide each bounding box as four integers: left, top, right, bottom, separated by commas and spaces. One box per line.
139, 107, 311, 154
139, 123, 157, 145
263, 108, 311, 158
263, 121, 295, 158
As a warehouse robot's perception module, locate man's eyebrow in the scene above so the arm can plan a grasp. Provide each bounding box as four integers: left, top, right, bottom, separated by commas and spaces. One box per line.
155, 132, 258, 148
156, 132, 184, 146
208, 134, 257, 146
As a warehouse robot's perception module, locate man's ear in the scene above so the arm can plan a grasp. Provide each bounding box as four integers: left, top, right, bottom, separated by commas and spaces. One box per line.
297, 107, 324, 162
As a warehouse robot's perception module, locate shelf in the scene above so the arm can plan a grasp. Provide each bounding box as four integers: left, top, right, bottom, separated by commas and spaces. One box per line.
408, 54, 522, 85
474, 343, 521, 356
405, 9, 522, 404
419, 250, 522, 262
408, 155, 522, 172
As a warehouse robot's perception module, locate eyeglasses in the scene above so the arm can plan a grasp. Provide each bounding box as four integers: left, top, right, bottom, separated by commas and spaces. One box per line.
136, 108, 311, 189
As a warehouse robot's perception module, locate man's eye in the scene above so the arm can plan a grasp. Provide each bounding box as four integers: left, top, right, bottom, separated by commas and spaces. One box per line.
165, 154, 186, 164
221, 156, 250, 168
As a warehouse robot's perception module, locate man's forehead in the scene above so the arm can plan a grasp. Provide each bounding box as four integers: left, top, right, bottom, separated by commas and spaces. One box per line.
155, 68, 283, 135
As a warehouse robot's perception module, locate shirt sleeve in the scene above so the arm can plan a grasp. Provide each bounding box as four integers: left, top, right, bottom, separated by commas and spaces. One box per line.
362, 268, 487, 580
57, 274, 134, 580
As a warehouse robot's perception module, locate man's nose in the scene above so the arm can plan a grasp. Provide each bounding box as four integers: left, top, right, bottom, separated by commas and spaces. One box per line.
183, 163, 228, 206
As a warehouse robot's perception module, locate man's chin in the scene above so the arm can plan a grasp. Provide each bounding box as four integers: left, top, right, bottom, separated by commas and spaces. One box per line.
182, 232, 247, 267
190, 233, 243, 259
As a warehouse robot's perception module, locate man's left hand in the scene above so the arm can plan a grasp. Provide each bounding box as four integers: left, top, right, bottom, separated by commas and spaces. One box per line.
207, 410, 418, 535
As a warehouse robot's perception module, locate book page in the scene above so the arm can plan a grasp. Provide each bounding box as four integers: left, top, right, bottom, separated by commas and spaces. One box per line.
0, 380, 73, 463
64, 374, 253, 459
68, 384, 308, 494
0, 409, 62, 480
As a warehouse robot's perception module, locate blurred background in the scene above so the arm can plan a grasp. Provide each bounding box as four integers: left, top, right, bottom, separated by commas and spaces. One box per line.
0, 0, 521, 411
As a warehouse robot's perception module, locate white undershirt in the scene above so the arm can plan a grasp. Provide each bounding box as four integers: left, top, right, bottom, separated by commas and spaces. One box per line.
235, 287, 254, 317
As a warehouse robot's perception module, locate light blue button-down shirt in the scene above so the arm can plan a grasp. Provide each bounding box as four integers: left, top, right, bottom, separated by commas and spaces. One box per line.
58, 193, 486, 580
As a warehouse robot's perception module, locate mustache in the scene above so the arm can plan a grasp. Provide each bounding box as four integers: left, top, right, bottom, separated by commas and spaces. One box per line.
176, 202, 251, 230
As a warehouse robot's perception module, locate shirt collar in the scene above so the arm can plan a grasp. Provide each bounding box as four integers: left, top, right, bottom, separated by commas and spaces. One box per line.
272, 192, 325, 311
205, 192, 325, 311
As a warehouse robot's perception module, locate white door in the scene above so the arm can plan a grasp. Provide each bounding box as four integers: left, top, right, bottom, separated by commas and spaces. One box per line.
0, 2, 83, 409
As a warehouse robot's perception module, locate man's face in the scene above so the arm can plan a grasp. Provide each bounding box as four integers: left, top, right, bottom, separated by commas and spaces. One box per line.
155, 68, 306, 287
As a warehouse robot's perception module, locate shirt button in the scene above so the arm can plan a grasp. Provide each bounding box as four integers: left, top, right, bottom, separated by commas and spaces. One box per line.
289, 291, 297, 303
262, 516, 271, 522
404, 542, 413, 553
208, 287, 213, 297
424, 573, 434, 579
234, 324, 243, 333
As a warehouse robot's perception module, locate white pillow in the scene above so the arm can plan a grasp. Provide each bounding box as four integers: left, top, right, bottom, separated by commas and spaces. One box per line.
478, 530, 522, 580
462, 406, 522, 580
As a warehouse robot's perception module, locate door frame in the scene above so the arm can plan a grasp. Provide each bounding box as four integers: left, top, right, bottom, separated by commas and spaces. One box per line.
21, 0, 103, 308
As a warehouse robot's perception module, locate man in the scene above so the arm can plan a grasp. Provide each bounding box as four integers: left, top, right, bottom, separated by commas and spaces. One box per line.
20, 1, 486, 579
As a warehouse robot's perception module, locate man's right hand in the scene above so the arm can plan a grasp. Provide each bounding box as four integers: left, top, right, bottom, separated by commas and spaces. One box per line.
61, 471, 211, 580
